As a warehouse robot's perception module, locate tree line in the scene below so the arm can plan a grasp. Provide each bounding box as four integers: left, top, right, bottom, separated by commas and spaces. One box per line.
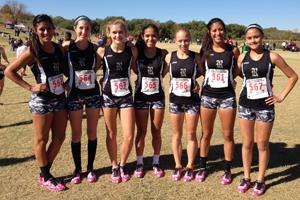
1, 0, 299, 41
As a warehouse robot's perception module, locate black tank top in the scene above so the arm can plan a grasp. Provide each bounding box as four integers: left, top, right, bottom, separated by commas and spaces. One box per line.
30, 42, 66, 98
169, 51, 200, 104
239, 49, 274, 110
67, 42, 100, 99
134, 48, 165, 102
201, 44, 235, 98
103, 45, 133, 98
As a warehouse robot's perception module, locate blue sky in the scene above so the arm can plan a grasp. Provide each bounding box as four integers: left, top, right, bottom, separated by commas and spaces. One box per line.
1, 0, 300, 31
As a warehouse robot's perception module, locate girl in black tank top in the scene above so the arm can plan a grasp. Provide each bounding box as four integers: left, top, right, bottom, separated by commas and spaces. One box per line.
65, 16, 101, 184
197, 18, 240, 184
97, 19, 138, 183
133, 24, 168, 178
165, 29, 201, 181
4, 14, 68, 191
236, 24, 298, 195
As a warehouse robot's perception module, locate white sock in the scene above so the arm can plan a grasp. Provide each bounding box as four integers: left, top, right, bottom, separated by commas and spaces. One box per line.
136, 155, 143, 165
152, 154, 160, 165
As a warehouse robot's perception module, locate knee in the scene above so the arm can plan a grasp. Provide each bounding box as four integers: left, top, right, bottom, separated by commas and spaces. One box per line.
53, 132, 66, 145
201, 132, 212, 142
243, 141, 254, 151
223, 131, 234, 142
186, 132, 197, 141
257, 141, 269, 152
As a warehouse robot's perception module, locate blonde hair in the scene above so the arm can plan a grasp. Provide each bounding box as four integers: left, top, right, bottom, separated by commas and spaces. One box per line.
105, 19, 128, 36
175, 28, 191, 40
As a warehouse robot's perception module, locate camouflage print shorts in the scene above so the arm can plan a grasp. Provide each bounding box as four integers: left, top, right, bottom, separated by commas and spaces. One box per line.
238, 105, 275, 122
169, 102, 200, 114
29, 93, 66, 114
201, 95, 236, 109
67, 94, 102, 111
102, 94, 134, 108
134, 100, 165, 110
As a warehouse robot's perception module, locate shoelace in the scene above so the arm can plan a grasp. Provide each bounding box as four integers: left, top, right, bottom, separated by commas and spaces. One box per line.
255, 182, 265, 190
112, 168, 119, 177
185, 168, 193, 176
173, 168, 181, 175
153, 164, 161, 171
240, 178, 250, 186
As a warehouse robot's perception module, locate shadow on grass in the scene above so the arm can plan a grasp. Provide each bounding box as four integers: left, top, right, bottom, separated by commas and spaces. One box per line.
0, 120, 33, 129
1, 101, 28, 105
0, 155, 35, 167
59, 142, 299, 188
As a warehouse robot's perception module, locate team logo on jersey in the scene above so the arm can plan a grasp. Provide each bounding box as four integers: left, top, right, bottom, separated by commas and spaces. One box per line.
216, 60, 223, 68
79, 58, 86, 67
251, 67, 259, 77
106, 55, 113, 58
180, 68, 187, 77
53, 62, 60, 72
172, 61, 178, 64
147, 65, 154, 75
116, 62, 123, 71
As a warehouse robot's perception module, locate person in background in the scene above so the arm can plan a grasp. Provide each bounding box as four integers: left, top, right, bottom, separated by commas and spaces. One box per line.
236, 24, 297, 196
4, 14, 68, 192
133, 24, 168, 178
0, 44, 9, 104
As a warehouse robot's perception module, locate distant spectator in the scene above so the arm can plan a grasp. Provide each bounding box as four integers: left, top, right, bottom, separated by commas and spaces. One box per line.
62, 31, 73, 47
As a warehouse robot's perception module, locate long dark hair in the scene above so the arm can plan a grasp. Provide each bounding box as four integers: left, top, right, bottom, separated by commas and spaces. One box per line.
30, 14, 55, 64
135, 23, 159, 51
200, 18, 226, 60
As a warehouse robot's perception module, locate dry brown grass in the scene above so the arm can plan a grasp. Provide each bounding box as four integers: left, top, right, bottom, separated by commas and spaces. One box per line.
0, 38, 299, 200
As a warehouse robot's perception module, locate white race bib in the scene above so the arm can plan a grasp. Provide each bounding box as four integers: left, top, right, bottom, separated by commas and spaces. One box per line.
141, 77, 159, 95
171, 78, 191, 97
48, 74, 64, 95
246, 78, 269, 99
207, 69, 228, 88
110, 78, 130, 97
75, 70, 96, 90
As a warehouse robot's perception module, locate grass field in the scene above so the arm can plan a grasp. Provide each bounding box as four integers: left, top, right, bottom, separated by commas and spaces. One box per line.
0, 37, 299, 200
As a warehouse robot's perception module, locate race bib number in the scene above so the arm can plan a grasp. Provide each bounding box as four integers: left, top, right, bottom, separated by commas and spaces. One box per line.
75, 70, 95, 90
48, 74, 64, 95
207, 69, 228, 88
141, 77, 159, 95
110, 78, 130, 97
246, 78, 269, 99
171, 78, 191, 97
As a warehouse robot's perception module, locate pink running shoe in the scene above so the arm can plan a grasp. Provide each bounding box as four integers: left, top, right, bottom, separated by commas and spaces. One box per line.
220, 171, 232, 185
87, 171, 97, 183
251, 181, 266, 196
71, 170, 82, 184
111, 167, 121, 183
237, 178, 251, 193
120, 166, 130, 182
172, 168, 183, 181
134, 164, 145, 178
40, 177, 65, 192
153, 164, 164, 178
183, 168, 194, 182
195, 169, 207, 182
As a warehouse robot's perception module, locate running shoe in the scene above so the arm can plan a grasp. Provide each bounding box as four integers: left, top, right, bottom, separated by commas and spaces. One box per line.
172, 168, 183, 181
40, 177, 65, 192
134, 164, 145, 178
87, 171, 97, 183
183, 168, 194, 182
111, 167, 121, 183
237, 178, 251, 193
120, 165, 130, 182
251, 181, 266, 196
70, 170, 82, 184
195, 168, 207, 182
220, 171, 232, 185
152, 164, 164, 177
